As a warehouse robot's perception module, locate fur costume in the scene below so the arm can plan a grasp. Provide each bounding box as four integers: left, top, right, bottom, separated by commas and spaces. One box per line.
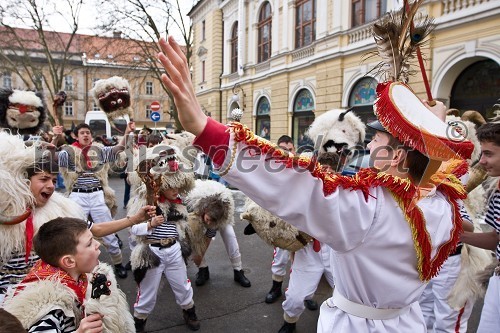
59, 142, 117, 216
90, 76, 131, 121
306, 108, 366, 155
240, 198, 313, 252
4, 262, 134, 333
184, 179, 235, 257
127, 144, 195, 283
0, 88, 47, 135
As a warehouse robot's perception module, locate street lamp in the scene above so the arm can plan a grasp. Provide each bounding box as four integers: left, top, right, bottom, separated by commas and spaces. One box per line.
230, 83, 246, 110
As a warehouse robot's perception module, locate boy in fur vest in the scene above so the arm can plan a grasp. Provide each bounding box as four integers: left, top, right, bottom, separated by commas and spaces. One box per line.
4, 217, 135, 332
461, 120, 500, 333
129, 148, 200, 332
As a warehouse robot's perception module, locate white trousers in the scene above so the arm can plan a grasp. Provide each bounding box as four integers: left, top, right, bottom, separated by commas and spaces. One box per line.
477, 273, 500, 333
271, 247, 290, 280
70, 191, 121, 258
134, 242, 194, 317
419, 254, 474, 333
199, 224, 243, 270
283, 243, 334, 321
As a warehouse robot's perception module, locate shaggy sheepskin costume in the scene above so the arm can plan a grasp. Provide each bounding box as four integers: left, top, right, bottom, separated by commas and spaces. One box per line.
4, 262, 134, 333
90, 76, 131, 121
0, 88, 47, 135
184, 179, 235, 257
0, 132, 83, 295
59, 142, 118, 216
306, 108, 366, 155
127, 144, 195, 283
240, 198, 312, 252
441, 116, 492, 309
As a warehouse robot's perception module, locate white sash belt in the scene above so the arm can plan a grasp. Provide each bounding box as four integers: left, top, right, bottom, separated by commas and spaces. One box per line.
327, 288, 413, 320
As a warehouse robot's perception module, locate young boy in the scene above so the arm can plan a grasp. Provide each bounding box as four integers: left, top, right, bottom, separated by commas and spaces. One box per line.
4, 217, 105, 331
0, 132, 154, 305
460, 121, 500, 333
157, 36, 474, 333
128, 148, 200, 332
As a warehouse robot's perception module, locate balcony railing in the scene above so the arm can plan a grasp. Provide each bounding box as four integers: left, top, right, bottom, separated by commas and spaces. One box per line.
348, 24, 373, 44
291, 44, 315, 62
443, 0, 491, 15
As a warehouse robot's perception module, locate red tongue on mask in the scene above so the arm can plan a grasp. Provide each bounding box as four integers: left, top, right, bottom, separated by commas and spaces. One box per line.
168, 160, 178, 172
25, 211, 34, 262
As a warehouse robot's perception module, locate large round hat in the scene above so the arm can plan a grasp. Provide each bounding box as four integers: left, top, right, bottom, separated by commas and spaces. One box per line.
373, 81, 474, 161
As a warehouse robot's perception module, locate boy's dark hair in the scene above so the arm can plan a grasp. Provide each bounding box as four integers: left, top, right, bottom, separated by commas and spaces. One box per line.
74, 123, 92, 136
0, 309, 24, 333
33, 217, 88, 267
317, 152, 341, 171
476, 122, 500, 146
277, 135, 293, 146
26, 152, 59, 178
386, 134, 430, 183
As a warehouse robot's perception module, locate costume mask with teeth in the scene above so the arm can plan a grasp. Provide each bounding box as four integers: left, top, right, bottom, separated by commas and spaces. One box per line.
90, 76, 131, 121
0, 88, 47, 135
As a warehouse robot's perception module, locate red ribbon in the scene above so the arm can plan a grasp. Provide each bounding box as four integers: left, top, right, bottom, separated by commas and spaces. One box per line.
312, 238, 321, 252
25, 212, 34, 263
158, 195, 182, 205
72, 141, 93, 169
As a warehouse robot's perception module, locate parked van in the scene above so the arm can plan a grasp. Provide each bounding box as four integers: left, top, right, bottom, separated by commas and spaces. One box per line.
84, 111, 130, 138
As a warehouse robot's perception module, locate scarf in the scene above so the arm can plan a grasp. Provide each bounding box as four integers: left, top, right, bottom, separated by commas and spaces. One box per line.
19, 260, 88, 305
72, 141, 93, 169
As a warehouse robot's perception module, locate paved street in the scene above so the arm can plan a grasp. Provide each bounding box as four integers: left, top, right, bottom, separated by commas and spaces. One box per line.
99, 176, 483, 332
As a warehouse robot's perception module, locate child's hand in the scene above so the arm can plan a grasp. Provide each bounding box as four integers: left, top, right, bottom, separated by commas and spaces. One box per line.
150, 215, 165, 227
76, 313, 103, 333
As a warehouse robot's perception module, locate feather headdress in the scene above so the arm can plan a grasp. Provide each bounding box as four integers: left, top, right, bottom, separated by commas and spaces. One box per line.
367, 0, 434, 83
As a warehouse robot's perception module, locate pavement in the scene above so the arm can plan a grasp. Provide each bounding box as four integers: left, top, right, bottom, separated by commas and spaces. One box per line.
98, 176, 483, 333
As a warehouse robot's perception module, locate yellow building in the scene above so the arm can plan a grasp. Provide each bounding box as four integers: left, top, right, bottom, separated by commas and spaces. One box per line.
188, 0, 500, 147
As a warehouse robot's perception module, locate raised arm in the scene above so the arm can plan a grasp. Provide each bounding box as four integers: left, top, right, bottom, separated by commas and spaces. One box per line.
157, 37, 207, 136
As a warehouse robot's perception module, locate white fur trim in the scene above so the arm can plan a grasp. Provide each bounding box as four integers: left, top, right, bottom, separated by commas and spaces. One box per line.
8, 90, 43, 107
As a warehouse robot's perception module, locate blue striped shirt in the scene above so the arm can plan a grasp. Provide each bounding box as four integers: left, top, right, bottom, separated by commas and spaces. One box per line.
485, 184, 500, 259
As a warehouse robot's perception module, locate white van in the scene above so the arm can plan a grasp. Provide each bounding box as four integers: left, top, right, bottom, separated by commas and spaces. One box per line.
84, 111, 130, 138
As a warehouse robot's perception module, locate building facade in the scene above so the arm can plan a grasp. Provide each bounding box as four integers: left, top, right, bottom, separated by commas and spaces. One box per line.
0, 28, 174, 132
188, 0, 500, 147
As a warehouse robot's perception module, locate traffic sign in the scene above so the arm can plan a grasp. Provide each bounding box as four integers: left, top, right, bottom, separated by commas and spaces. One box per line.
150, 111, 161, 122
150, 101, 161, 111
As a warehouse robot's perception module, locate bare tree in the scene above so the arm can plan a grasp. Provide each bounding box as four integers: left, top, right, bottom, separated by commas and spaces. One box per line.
95, 0, 195, 131
0, 0, 86, 125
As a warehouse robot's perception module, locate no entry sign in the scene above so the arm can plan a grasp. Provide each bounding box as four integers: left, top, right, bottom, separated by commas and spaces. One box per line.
150, 101, 161, 111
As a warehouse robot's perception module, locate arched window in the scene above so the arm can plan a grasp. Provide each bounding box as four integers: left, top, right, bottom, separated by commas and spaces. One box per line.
451, 59, 500, 119
258, 2, 272, 63
231, 22, 239, 73
292, 89, 315, 150
295, 0, 316, 49
256, 97, 271, 140
348, 77, 378, 137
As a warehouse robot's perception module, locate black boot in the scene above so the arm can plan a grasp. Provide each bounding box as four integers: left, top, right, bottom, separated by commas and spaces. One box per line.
278, 321, 296, 333
233, 269, 251, 287
114, 263, 128, 279
125, 260, 132, 271
265, 280, 282, 303
182, 306, 200, 331
304, 299, 318, 311
134, 317, 147, 333
195, 267, 210, 286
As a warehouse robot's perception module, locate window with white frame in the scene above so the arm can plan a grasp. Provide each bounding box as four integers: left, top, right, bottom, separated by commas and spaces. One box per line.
258, 2, 272, 63
295, 0, 316, 49
2, 73, 12, 89
64, 75, 73, 91
146, 104, 152, 119
64, 101, 74, 116
146, 81, 153, 95
230, 22, 238, 73
351, 0, 386, 27
92, 101, 100, 111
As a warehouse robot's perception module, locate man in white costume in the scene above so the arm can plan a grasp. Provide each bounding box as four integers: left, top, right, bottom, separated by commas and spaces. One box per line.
155, 30, 475, 333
